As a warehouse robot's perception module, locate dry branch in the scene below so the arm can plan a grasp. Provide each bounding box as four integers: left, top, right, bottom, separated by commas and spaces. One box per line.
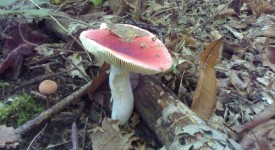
14, 81, 91, 136
134, 76, 241, 149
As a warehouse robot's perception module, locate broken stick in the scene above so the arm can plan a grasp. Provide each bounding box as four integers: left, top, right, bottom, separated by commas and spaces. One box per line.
14, 81, 91, 137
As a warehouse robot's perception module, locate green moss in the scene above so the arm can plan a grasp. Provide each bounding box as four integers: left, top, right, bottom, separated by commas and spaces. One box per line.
0, 80, 11, 88
0, 93, 45, 127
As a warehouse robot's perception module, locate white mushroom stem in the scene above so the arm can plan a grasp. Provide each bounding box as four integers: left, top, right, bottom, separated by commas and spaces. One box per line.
109, 65, 134, 124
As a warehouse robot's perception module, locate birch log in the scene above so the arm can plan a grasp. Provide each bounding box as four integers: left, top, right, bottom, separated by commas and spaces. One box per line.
134, 76, 241, 150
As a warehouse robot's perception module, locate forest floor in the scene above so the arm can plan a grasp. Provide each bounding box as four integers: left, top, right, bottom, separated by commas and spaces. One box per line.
0, 0, 274, 149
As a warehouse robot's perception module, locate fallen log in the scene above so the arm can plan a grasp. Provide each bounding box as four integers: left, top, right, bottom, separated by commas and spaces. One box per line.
134, 76, 241, 150
42, 18, 241, 149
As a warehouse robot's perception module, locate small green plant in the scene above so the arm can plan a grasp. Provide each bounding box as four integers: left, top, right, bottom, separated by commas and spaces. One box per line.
0, 80, 11, 88
0, 94, 45, 127
53, 0, 61, 4
90, 0, 101, 7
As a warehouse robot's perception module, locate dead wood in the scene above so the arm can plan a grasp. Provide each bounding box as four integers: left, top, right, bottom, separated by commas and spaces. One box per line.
41, 19, 241, 149
134, 76, 241, 149
14, 81, 91, 137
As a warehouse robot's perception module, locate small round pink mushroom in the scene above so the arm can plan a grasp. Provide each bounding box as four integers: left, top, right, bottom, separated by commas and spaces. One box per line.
80, 23, 172, 124
39, 80, 58, 95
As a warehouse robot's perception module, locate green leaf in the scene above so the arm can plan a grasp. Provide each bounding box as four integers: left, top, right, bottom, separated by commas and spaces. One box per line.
24, 9, 50, 17
0, 0, 16, 7
32, 0, 51, 5
0, 102, 5, 110
90, 0, 101, 7
0, 9, 50, 17
54, 0, 61, 4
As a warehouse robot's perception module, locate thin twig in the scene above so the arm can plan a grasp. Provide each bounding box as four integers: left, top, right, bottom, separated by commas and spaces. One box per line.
29, 61, 60, 70
176, 0, 234, 51
26, 124, 48, 150
46, 140, 71, 149
14, 81, 91, 136
187, 0, 233, 35
18, 23, 39, 47
9, 71, 66, 94
54, 0, 70, 13
71, 122, 79, 150
28, 0, 92, 61
82, 117, 88, 149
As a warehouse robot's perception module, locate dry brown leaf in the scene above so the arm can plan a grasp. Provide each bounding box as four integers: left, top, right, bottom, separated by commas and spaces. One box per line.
185, 36, 199, 48
129, 113, 140, 127
255, 26, 275, 38
108, 0, 128, 15
0, 125, 19, 148
263, 46, 275, 71
228, 19, 248, 29
217, 0, 244, 17
218, 8, 237, 17
230, 71, 247, 91
247, 0, 275, 17
191, 67, 217, 120
239, 103, 275, 137
90, 118, 135, 150
191, 38, 223, 120
229, 0, 245, 15
131, 0, 146, 21
88, 62, 110, 97
241, 119, 275, 150
199, 38, 223, 67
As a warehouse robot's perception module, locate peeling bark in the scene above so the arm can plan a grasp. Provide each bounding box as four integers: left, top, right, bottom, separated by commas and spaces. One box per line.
134, 76, 241, 150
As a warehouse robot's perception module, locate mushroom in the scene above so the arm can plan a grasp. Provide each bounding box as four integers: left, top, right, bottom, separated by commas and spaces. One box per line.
39, 80, 58, 95
80, 23, 172, 124
39, 80, 58, 107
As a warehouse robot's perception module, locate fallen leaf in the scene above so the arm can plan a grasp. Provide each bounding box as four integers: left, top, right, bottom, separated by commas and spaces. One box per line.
129, 113, 140, 127
191, 38, 223, 119
230, 71, 247, 91
132, 0, 146, 21
241, 119, 275, 150
228, 19, 248, 29
263, 46, 275, 71
66, 53, 89, 79
255, 26, 275, 38
224, 25, 244, 40
247, 0, 275, 17
199, 38, 223, 67
107, 23, 149, 41
191, 67, 217, 120
239, 103, 275, 137
175, 124, 242, 149
154, 0, 164, 6
229, 0, 245, 15
90, 118, 135, 150
88, 62, 110, 97
0, 125, 20, 148
218, 8, 237, 17
0, 44, 33, 80
4, 24, 49, 51
267, 46, 275, 63
0, 24, 50, 80
107, 0, 128, 15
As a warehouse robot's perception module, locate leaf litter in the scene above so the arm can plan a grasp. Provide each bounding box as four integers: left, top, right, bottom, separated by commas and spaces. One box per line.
0, 0, 274, 149
89, 118, 145, 150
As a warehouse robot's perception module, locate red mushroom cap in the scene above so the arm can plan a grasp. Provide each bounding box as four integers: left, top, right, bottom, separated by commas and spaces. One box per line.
80, 24, 172, 74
